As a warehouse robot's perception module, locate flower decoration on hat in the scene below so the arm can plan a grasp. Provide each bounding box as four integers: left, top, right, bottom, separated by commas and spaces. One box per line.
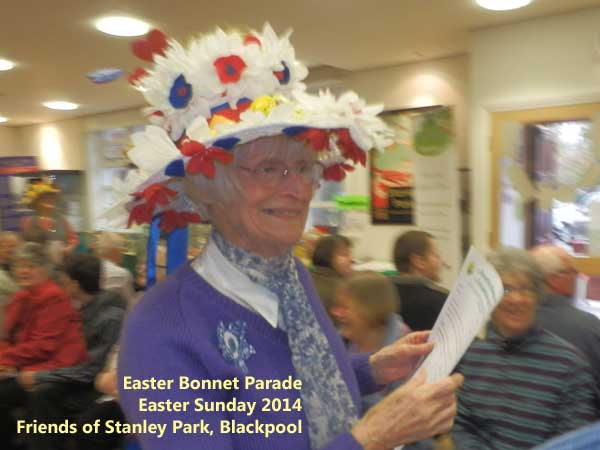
257, 24, 308, 94
104, 23, 393, 232
22, 180, 60, 206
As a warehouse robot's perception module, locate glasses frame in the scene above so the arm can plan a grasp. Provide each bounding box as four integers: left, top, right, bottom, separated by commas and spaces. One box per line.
237, 161, 324, 188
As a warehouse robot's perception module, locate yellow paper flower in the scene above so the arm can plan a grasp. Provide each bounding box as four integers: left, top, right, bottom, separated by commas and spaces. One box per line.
250, 95, 277, 116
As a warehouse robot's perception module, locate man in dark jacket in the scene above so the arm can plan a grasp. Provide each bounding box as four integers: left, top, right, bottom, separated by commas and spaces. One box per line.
391, 230, 448, 331
17, 253, 126, 450
531, 244, 600, 413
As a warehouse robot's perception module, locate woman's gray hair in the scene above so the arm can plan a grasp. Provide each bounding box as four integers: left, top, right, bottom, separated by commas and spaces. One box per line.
13, 242, 48, 268
184, 135, 314, 220
487, 247, 545, 298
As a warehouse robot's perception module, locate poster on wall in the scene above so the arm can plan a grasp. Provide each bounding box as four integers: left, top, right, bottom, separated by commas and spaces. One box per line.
370, 114, 414, 224
0, 156, 39, 231
373, 106, 461, 286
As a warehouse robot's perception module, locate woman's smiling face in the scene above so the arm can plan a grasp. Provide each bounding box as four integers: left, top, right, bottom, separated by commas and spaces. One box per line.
210, 136, 318, 258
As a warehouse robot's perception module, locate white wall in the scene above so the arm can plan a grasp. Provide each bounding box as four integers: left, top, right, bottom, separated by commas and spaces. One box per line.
340, 55, 469, 263
470, 8, 600, 251
0, 126, 20, 156
14, 108, 145, 171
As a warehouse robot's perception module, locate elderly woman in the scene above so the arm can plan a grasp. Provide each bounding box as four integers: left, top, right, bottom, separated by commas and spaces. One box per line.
0, 242, 87, 448
117, 25, 462, 450
453, 248, 597, 450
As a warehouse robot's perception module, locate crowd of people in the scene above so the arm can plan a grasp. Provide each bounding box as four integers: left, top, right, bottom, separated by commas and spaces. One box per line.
0, 228, 134, 450
1, 214, 599, 450
311, 231, 600, 450
2, 22, 600, 450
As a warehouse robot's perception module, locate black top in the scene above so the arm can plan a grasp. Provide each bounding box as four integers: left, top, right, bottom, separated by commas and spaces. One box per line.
392, 275, 448, 331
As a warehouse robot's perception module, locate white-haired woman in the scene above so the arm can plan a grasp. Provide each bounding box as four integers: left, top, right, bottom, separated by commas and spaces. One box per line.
117, 25, 462, 450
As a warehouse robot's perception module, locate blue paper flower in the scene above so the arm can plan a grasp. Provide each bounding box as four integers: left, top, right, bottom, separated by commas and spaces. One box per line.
217, 321, 255, 374
273, 61, 290, 85
169, 74, 192, 109
86, 68, 124, 84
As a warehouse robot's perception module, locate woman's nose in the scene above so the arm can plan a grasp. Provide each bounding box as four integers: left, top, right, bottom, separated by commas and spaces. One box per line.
279, 171, 313, 199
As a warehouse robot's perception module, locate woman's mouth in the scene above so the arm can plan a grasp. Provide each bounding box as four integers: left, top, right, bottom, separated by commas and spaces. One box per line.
263, 208, 302, 218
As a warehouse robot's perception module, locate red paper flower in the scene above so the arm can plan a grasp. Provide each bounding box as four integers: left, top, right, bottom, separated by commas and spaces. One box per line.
214, 55, 247, 84
159, 209, 187, 233
294, 128, 330, 151
243, 34, 261, 47
180, 212, 202, 224
134, 184, 177, 208
336, 129, 366, 166
180, 140, 234, 178
128, 67, 149, 86
323, 163, 354, 182
132, 29, 168, 62
128, 202, 155, 227
159, 210, 202, 232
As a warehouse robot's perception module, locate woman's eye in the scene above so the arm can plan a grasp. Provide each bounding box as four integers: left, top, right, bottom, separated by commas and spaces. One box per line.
260, 166, 279, 175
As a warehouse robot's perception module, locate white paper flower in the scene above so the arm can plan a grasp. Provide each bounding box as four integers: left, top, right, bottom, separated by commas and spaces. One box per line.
128, 126, 180, 174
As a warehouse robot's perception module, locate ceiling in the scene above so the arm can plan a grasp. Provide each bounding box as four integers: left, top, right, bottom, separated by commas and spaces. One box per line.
3, 0, 600, 126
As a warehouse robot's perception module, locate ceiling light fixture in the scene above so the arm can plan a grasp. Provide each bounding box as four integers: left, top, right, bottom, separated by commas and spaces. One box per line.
0, 116, 8, 123
0, 59, 15, 71
95, 16, 150, 37
43, 101, 79, 111
476, 0, 532, 11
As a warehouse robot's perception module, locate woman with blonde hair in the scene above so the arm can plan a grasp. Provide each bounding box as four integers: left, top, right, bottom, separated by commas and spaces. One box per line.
333, 271, 411, 410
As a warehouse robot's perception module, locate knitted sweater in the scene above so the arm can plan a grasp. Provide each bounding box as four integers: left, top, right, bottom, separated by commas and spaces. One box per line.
119, 261, 376, 450
453, 325, 597, 450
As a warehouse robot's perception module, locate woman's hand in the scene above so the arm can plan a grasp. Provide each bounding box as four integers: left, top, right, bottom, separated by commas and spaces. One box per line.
351, 370, 464, 450
95, 370, 118, 397
369, 331, 433, 385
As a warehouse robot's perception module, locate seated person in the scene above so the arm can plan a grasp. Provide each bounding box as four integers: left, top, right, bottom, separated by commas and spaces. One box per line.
94, 232, 135, 308
453, 248, 597, 450
331, 271, 410, 411
16, 253, 126, 450
531, 244, 600, 413
311, 235, 353, 319
0, 242, 87, 450
391, 231, 448, 331
0, 232, 20, 330
75, 345, 127, 450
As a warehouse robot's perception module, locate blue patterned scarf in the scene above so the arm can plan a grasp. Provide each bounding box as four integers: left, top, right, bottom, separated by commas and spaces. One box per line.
212, 230, 358, 449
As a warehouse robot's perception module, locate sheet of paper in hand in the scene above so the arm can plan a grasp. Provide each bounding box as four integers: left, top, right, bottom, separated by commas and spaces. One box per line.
395, 247, 503, 450
417, 246, 504, 383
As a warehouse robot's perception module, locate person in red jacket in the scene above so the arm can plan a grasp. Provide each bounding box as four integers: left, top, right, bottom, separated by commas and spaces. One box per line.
0, 242, 87, 449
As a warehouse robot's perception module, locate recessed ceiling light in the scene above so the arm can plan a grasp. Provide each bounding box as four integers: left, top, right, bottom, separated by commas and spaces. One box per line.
43, 101, 79, 111
0, 59, 15, 71
0, 116, 8, 123
95, 16, 150, 37
476, 0, 532, 11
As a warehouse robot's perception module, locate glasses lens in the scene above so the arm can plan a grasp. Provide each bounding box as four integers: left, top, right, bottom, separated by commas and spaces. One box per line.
248, 161, 323, 186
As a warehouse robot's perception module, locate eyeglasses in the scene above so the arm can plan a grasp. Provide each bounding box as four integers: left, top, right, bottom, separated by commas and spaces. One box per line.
237, 161, 324, 188
503, 285, 535, 296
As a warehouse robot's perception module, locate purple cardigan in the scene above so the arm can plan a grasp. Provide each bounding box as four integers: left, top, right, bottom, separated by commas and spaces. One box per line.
118, 261, 376, 450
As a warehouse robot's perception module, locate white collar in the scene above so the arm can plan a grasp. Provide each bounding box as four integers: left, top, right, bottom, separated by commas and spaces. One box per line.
191, 237, 279, 328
